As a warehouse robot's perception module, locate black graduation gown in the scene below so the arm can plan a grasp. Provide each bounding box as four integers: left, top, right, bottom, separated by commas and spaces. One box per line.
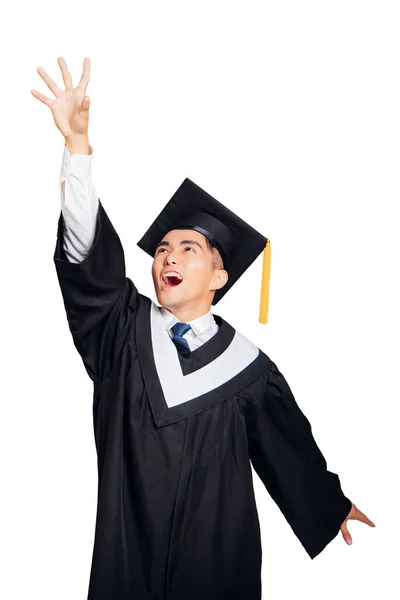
53, 200, 352, 600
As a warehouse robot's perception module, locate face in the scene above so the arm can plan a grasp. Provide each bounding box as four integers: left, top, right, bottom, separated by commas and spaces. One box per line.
151, 229, 228, 316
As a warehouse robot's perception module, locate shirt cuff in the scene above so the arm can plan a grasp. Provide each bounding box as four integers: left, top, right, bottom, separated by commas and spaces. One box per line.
60, 143, 94, 184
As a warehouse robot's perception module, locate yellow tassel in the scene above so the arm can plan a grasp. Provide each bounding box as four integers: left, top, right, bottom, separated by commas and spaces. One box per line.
259, 239, 271, 324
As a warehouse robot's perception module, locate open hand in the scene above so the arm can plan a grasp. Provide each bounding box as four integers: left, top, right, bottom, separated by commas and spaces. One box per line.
340, 502, 376, 546
31, 57, 91, 140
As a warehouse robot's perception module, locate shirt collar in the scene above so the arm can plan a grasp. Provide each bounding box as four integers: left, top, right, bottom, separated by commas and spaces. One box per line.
159, 306, 216, 336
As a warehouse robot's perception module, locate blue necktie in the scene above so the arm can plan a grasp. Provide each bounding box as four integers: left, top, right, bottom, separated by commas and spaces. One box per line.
171, 322, 191, 351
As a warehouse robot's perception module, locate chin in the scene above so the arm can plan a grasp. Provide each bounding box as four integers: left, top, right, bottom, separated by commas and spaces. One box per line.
155, 287, 191, 308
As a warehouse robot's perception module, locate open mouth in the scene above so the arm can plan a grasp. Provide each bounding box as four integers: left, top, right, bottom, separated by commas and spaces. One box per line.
161, 272, 184, 289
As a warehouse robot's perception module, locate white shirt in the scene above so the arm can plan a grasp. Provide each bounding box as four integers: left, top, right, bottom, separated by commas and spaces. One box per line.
60, 144, 219, 351
60, 143, 99, 263
160, 306, 219, 351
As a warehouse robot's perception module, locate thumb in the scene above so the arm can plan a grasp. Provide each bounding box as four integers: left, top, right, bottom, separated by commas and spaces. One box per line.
80, 95, 90, 112
340, 521, 352, 545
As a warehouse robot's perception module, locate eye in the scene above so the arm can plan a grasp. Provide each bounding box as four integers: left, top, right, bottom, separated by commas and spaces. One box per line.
156, 248, 166, 254
184, 246, 195, 252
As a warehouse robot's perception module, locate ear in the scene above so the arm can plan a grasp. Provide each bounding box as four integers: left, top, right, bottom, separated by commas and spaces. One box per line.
210, 269, 228, 292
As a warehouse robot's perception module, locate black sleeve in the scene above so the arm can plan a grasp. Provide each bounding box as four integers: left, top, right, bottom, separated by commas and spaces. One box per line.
246, 360, 352, 559
53, 199, 139, 383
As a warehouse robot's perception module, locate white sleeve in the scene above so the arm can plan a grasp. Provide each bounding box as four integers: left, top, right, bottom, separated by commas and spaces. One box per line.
60, 143, 99, 263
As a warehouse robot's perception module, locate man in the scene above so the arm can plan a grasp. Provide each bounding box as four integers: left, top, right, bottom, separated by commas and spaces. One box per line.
32, 57, 375, 600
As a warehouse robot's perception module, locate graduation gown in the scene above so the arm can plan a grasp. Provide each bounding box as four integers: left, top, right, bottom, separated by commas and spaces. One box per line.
53, 200, 352, 600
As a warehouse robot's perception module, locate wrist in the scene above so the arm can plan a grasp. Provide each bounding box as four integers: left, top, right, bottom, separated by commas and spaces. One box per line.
65, 133, 90, 156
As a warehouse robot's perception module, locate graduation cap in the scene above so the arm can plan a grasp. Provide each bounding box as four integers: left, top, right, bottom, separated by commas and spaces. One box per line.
136, 178, 271, 323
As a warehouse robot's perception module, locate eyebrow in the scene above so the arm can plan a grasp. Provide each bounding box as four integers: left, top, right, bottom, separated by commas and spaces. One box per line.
155, 239, 204, 251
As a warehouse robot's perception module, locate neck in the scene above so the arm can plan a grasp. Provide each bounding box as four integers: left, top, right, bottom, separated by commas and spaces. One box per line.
162, 302, 212, 323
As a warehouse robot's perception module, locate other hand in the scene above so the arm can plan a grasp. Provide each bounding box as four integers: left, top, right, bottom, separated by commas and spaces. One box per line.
340, 502, 376, 546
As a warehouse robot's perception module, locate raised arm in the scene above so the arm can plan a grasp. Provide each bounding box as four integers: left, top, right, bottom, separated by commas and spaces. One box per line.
32, 57, 139, 384
60, 142, 99, 263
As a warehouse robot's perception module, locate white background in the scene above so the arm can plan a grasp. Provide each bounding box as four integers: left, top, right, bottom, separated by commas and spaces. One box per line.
1, 1, 398, 598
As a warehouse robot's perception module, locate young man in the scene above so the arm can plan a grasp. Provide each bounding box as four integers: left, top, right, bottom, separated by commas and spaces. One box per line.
32, 57, 375, 600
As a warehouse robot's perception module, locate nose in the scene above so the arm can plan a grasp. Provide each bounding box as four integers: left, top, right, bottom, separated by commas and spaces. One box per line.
165, 251, 177, 265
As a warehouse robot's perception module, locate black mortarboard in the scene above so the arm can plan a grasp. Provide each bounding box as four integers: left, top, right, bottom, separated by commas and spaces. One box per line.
136, 178, 271, 323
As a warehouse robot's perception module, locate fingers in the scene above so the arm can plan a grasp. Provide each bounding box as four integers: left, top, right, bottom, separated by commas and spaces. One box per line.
354, 506, 376, 528
31, 89, 53, 107
57, 57, 73, 90
77, 57, 91, 93
36, 66, 62, 97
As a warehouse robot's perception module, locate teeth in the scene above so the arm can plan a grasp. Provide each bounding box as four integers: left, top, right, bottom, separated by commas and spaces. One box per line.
163, 271, 183, 282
